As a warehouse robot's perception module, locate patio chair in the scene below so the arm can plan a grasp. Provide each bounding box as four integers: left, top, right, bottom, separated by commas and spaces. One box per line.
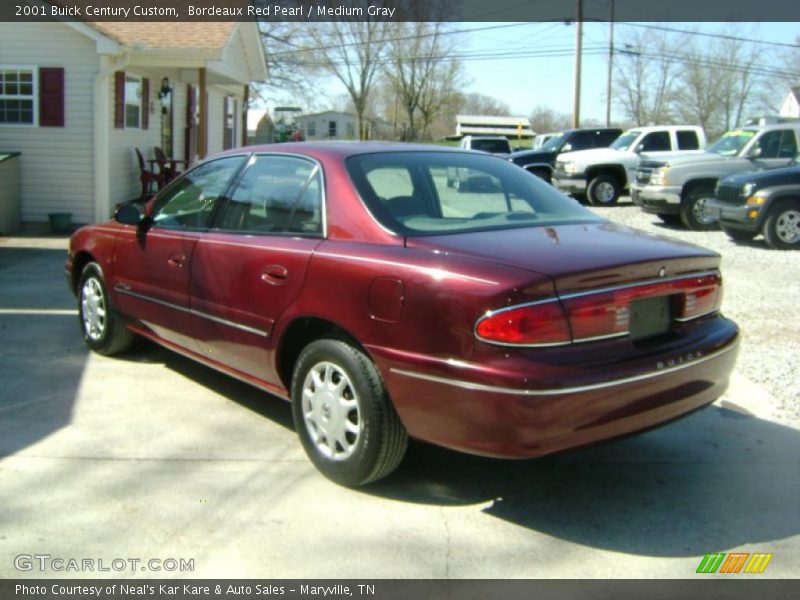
135, 148, 164, 200
154, 146, 182, 184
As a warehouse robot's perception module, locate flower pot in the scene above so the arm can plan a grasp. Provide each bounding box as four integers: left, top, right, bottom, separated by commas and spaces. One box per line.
48, 212, 73, 234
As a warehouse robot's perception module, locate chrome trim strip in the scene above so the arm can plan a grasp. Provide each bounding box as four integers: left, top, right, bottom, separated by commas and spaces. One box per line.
473, 270, 721, 348
389, 341, 737, 397
114, 287, 269, 338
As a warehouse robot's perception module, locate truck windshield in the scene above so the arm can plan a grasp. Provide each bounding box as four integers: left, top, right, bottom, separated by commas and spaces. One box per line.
609, 130, 640, 150
540, 132, 567, 152
707, 129, 757, 156
346, 151, 600, 236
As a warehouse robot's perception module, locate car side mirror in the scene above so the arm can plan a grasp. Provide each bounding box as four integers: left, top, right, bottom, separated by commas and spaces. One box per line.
634, 144, 644, 154
747, 146, 762, 159
115, 203, 146, 226
561, 143, 573, 152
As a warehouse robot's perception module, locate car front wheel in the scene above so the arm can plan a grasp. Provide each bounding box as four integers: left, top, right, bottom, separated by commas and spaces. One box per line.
78, 262, 135, 355
680, 187, 719, 231
763, 201, 800, 250
586, 174, 621, 206
291, 339, 408, 486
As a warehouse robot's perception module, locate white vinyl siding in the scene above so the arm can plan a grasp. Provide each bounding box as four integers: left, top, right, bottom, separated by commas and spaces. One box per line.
0, 23, 95, 223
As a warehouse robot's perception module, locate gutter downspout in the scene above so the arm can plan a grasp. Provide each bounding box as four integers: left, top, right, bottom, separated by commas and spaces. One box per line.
93, 51, 130, 223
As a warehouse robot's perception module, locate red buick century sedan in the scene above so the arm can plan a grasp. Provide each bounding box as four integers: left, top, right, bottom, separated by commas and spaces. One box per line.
66, 143, 739, 486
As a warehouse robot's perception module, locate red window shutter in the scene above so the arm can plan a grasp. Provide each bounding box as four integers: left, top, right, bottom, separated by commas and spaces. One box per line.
38, 68, 65, 127
141, 78, 150, 130
114, 71, 125, 128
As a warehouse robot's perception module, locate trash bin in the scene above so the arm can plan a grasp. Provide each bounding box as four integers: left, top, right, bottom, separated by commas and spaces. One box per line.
0, 152, 21, 235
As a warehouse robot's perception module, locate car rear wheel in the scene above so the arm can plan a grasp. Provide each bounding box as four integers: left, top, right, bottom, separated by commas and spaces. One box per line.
78, 262, 135, 355
587, 174, 621, 206
680, 187, 719, 231
722, 226, 757, 242
291, 339, 408, 486
763, 201, 800, 250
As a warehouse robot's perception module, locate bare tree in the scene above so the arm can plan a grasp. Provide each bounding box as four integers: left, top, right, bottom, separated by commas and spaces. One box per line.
528, 105, 571, 133
255, 22, 321, 109
458, 93, 512, 117
416, 58, 463, 140
306, 11, 392, 140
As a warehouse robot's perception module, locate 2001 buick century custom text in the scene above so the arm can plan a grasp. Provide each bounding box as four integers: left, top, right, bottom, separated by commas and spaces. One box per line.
66, 143, 739, 486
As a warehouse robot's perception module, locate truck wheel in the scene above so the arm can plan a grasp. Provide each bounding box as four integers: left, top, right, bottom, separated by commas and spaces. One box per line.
680, 187, 718, 231
763, 201, 800, 250
291, 339, 408, 486
587, 175, 620, 206
657, 214, 682, 226
721, 226, 756, 242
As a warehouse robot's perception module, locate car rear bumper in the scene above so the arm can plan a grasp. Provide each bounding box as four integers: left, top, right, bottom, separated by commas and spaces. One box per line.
553, 172, 587, 194
638, 186, 683, 215
705, 199, 764, 231
370, 318, 739, 459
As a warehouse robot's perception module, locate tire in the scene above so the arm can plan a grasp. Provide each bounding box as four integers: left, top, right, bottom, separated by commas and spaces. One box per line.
586, 174, 621, 206
290, 339, 408, 486
721, 226, 757, 242
657, 213, 682, 226
78, 262, 135, 355
762, 201, 800, 250
680, 187, 719, 231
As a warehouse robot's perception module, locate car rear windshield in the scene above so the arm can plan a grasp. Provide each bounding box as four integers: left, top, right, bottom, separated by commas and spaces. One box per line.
345, 151, 600, 236
470, 139, 511, 153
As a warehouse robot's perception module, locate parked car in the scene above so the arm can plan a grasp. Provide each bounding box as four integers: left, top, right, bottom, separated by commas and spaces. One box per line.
705, 154, 800, 249
67, 143, 739, 486
532, 132, 559, 149
448, 135, 514, 189
553, 125, 707, 206
633, 120, 800, 230
509, 128, 622, 183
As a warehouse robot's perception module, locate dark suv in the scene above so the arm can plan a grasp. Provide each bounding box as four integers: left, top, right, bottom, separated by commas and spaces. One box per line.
706, 154, 800, 249
509, 128, 622, 183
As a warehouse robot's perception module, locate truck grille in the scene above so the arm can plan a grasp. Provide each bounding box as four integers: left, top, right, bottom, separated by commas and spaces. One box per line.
715, 181, 745, 205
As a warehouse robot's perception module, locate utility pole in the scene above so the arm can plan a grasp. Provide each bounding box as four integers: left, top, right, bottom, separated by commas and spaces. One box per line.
572, 0, 582, 128
605, 0, 614, 126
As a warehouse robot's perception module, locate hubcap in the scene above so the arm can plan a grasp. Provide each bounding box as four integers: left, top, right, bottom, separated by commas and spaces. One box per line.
302, 362, 361, 461
595, 182, 615, 203
693, 196, 715, 225
775, 210, 800, 244
80, 277, 106, 341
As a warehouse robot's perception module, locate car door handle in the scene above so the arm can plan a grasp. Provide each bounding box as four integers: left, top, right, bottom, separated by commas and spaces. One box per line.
261, 265, 289, 285
167, 253, 186, 268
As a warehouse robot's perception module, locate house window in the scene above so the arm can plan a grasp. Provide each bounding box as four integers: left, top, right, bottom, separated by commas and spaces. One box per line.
0, 67, 36, 125
307, 120, 316, 137
223, 96, 237, 150
124, 74, 142, 128
328, 120, 337, 138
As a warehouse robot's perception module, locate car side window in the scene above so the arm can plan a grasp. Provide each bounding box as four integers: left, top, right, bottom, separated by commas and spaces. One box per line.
676, 130, 700, 150
570, 132, 594, 151
152, 156, 246, 230
754, 130, 784, 159
598, 131, 620, 146
639, 132, 671, 152
215, 155, 323, 235
778, 130, 798, 158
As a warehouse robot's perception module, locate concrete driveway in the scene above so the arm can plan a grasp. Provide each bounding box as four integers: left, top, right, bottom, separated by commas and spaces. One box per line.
1, 236, 798, 579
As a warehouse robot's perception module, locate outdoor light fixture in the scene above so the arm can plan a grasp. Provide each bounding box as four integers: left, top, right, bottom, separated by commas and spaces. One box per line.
158, 76, 172, 101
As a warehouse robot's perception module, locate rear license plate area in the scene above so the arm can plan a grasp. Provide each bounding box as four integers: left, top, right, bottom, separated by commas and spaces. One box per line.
629, 296, 673, 341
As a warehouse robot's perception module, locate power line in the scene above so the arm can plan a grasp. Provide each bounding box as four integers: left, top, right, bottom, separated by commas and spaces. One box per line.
620, 22, 800, 50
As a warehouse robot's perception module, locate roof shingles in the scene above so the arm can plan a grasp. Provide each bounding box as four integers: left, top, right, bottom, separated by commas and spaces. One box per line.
88, 22, 236, 50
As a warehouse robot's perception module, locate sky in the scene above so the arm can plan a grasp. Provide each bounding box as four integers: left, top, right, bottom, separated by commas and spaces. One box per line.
297, 21, 799, 128
460, 21, 799, 124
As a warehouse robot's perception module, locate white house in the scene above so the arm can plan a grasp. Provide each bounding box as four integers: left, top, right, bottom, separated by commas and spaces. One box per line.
0, 20, 267, 226
779, 86, 800, 119
296, 111, 357, 141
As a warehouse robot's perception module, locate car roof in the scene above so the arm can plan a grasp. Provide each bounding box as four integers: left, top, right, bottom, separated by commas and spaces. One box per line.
215, 141, 467, 161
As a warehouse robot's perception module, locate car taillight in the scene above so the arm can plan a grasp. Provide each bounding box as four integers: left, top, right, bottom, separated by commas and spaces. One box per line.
475, 301, 571, 346
476, 272, 722, 346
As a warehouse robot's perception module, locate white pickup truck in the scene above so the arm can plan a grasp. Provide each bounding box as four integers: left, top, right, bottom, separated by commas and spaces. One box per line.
552, 125, 707, 205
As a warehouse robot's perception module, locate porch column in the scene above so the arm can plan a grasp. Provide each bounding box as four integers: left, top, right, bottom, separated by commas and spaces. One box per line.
198, 67, 207, 159
242, 85, 249, 146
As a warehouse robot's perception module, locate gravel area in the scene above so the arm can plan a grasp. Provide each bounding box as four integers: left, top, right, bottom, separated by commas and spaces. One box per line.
588, 198, 800, 421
